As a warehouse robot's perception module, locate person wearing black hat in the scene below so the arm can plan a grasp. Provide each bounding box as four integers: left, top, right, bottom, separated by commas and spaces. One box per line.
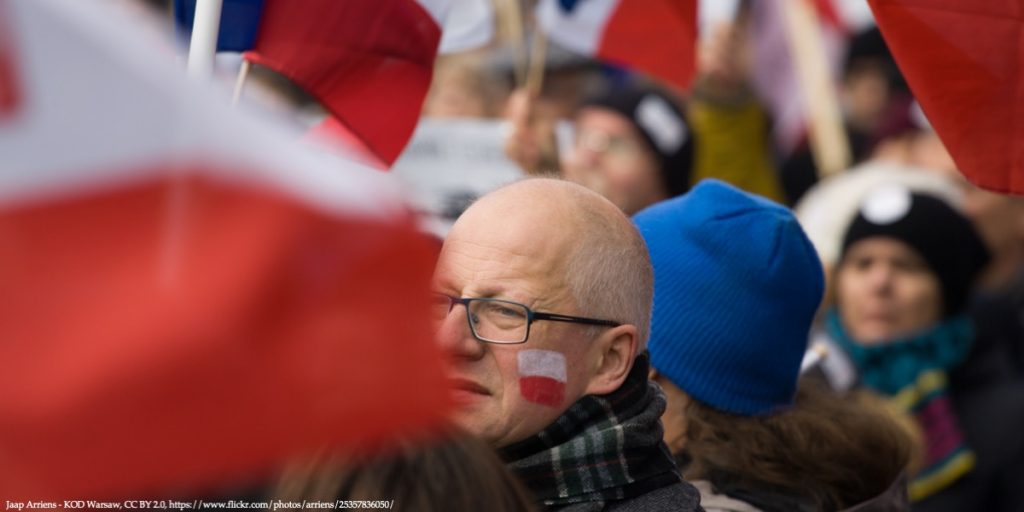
820, 185, 1024, 512
563, 82, 695, 215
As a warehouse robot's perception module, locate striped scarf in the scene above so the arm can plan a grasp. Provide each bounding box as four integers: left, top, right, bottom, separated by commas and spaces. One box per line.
499, 353, 684, 509
826, 311, 975, 501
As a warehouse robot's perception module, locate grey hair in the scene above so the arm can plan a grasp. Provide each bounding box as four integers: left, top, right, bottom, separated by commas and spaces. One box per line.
564, 198, 654, 350
473, 177, 654, 349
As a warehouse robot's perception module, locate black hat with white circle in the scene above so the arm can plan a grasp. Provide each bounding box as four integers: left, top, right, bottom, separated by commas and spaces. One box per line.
840, 185, 990, 316
581, 83, 695, 197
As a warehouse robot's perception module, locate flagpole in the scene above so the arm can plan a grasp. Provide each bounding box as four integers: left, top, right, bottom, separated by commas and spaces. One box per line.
497, 0, 527, 88
232, 59, 251, 106
187, 0, 224, 80
781, 0, 851, 178
525, 30, 548, 96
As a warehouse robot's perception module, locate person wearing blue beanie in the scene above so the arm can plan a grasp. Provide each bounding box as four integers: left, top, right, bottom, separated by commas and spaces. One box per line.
635, 179, 825, 416
633, 179, 915, 511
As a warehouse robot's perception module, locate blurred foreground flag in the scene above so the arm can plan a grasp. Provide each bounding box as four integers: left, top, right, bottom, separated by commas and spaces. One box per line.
536, 0, 698, 91
0, 0, 450, 499
243, 0, 450, 167
868, 0, 1024, 195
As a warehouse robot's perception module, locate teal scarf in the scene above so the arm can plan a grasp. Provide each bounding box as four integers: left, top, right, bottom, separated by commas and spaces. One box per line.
825, 311, 975, 501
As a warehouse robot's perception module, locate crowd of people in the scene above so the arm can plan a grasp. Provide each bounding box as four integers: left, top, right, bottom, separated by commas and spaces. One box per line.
227, 0, 1024, 508
312, 5, 1024, 511
14, 0, 1024, 510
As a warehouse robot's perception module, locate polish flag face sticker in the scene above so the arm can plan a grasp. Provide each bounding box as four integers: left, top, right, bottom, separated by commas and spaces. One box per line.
518, 349, 567, 408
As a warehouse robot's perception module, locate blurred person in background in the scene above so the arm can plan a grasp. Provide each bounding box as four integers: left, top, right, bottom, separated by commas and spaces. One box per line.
899, 129, 1024, 377
635, 180, 912, 511
422, 51, 510, 119
687, 15, 785, 204
561, 81, 696, 215
503, 44, 609, 176
780, 27, 913, 205
275, 428, 535, 512
819, 186, 1024, 511
506, 16, 793, 214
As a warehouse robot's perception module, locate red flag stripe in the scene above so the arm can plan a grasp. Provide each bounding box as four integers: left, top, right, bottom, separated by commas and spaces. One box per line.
868, 0, 1024, 194
1, 0, 451, 498
245, 0, 443, 166
0, 172, 449, 499
598, 0, 698, 92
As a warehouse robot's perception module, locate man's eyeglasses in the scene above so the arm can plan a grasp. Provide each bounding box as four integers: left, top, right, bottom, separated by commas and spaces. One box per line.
432, 293, 621, 344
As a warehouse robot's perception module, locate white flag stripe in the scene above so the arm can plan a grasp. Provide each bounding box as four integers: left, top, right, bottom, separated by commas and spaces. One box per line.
416, 0, 451, 26
536, 0, 618, 56
0, 0, 408, 221
518, 349, 568, 382
439, 0, 493, 54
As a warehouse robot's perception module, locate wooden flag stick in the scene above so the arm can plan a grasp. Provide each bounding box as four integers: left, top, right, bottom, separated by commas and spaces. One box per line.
525, 29, 548, 96
781, 0, 851, 178
496, 0, 528, 87
231, 59, 251, 106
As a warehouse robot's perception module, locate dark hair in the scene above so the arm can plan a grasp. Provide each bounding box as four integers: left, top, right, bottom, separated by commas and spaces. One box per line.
682, 379, 914, 510
274, 430, 535, 512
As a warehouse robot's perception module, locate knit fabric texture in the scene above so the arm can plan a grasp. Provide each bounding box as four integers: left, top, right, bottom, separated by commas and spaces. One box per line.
500, 353, 698, 510
633, 179, 825, 416
826, 311, 976, 501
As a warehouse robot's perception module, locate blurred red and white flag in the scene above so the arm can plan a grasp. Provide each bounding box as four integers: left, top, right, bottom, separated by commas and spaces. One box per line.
869, 0, 1024, 195
439, 0, 493, 54
750, 0, 848, 155
536, 0, 699, 92
0, 0, 450, 499
244, 0, 449, 167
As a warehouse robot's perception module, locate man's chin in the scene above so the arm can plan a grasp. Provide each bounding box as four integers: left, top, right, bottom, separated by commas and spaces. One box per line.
450, 414, 504, 446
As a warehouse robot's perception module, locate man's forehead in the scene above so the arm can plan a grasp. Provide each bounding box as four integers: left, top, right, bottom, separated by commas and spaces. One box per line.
437, 195, 579, 287
441, 211, 573, 269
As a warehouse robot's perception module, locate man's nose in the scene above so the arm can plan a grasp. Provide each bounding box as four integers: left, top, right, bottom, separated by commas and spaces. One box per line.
435, 304, 486, 360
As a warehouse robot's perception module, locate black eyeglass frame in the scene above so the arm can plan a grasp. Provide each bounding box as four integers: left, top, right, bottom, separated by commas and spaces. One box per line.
435, 293, 622, 344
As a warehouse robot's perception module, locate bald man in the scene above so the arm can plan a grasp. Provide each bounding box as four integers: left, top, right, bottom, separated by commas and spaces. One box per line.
432, 179, 702, 511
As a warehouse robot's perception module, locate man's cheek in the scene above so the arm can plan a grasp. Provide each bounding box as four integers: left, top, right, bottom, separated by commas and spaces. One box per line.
517, 349, 567, 407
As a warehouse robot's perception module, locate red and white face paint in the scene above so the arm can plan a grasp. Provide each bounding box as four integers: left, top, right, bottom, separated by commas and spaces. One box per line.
517, 349, 567, 407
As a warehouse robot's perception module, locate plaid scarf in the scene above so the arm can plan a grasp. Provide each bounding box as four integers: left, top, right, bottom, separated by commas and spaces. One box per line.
499, 353, 683, 509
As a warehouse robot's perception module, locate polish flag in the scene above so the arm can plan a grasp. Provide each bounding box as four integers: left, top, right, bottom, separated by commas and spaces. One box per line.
868, 0, 1024, 195
536, 0, 699, 92
244, 0, 450, 167
518, 350, 568, 408
0, 0, 449, 499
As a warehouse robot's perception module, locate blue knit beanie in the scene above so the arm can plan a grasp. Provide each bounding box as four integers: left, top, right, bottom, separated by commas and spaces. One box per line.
633, 179, 825, 416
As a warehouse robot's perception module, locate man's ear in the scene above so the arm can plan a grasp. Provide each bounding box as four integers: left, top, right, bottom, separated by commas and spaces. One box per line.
584, 324, 639, 396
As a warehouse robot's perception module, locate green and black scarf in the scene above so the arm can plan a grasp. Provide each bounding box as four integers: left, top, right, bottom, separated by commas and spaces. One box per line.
499, 353, 687, 509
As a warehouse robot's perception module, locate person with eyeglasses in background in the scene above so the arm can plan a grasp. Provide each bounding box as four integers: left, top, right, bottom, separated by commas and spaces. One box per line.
431, 178, 703, 511
561, 82, 696, 216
